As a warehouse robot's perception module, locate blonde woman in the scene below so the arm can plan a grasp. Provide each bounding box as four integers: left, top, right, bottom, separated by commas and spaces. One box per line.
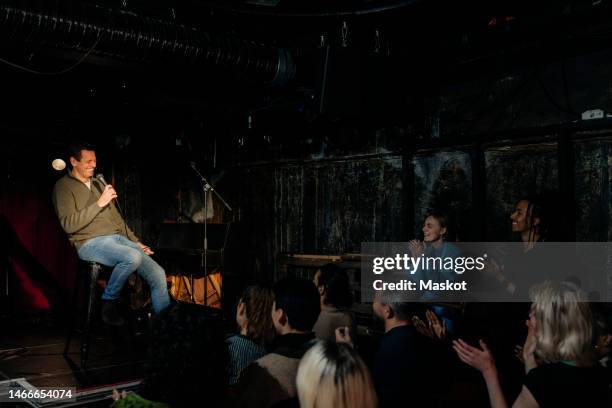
297, 340, 377, 408
453, 281, 609, 407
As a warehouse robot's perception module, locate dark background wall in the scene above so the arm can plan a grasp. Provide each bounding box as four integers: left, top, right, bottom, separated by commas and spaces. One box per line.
4, 1, 612, 312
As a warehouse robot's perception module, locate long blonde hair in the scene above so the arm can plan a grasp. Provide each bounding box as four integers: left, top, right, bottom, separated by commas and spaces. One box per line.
531, 281, 594, 365
297, 340, 377, 408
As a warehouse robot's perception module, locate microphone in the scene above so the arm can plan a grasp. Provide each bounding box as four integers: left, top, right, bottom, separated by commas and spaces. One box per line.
96, 173, 127, 231
96, 173, 120, 209
95, 173, 108, 186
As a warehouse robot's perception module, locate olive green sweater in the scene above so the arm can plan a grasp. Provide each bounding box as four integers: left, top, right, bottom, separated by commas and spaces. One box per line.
52, 173, 139, 250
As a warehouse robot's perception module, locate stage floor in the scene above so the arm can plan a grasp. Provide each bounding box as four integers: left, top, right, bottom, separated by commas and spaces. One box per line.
0, 315, 147, 403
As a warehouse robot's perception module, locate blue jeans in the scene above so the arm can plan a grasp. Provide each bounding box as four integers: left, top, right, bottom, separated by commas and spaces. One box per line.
78, 234, 170, 314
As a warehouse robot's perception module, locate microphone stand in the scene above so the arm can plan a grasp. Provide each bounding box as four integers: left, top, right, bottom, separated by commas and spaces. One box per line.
190, 162, 232, 306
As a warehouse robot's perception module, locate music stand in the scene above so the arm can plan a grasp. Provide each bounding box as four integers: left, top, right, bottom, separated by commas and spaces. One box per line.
157, 223, 231, 304
190, 163, 232, 306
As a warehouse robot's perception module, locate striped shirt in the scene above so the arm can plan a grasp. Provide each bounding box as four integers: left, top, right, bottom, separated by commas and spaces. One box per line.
226, 334, 267, 385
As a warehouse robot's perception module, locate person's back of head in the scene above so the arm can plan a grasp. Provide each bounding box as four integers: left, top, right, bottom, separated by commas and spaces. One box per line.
142, 302, 228, 407
386, 301, 418, 323
297, 340, 377, 408
273, 277, 320, 333
240, 285, 276, 347
317, 263, 353, 309
374, 290, 419, 324
530, 280, 593, 365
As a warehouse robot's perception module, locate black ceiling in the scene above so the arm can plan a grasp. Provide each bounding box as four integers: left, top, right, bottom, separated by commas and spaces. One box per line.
2, 0, 612, 144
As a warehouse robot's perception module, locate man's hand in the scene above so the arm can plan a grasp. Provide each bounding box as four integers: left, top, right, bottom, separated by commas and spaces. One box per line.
138, 242, 154, 255
97, 185, 117, 208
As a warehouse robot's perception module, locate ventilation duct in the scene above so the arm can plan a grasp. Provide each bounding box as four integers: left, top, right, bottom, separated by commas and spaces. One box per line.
0, 2, 294, 85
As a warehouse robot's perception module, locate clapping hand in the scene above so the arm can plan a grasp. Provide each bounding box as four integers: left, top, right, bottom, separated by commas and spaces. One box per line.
452, 339, 497, 376
413, 309, 446, 341
522, 319, 538, 372
408, 239, 425, 257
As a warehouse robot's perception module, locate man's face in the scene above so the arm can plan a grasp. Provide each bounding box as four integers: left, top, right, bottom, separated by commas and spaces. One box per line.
70, 149, 96, 180
510, 200, 531, 233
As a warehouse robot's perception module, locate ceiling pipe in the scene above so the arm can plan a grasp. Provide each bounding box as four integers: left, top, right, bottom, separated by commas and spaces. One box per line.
0, 2, 294, 85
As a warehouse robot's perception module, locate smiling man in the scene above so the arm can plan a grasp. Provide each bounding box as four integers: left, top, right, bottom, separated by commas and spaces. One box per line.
52, 141, 170, 325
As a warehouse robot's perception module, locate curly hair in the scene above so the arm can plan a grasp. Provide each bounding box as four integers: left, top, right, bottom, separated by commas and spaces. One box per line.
240, 286, 276, 347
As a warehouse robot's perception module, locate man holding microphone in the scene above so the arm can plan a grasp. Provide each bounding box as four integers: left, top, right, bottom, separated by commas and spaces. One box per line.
52, 142, 170, 325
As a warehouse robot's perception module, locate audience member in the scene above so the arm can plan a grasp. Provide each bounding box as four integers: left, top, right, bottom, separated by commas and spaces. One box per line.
312, 263, 355, 341
140, 302, 228, 407
593, 303, 612, 365
296, 340, 377, 408
592, 303, 612, 405
453, 281, 609, 407
337, 291, 435, 408
227, 285, 276, 385
409, 210, 460, 330
236, 277, 320, 408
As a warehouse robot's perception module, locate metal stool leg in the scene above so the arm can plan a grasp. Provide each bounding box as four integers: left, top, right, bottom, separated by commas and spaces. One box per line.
81, 262, 100, 369
63, 265, 82, 356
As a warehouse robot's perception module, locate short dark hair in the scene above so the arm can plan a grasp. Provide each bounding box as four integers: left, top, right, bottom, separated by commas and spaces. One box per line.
273, 277, 320, 332
317, 263, 353, 309
67, 141, 96, 164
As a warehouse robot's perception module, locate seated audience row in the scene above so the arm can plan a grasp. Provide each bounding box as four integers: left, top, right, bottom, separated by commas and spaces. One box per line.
112, 276, 611, 408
